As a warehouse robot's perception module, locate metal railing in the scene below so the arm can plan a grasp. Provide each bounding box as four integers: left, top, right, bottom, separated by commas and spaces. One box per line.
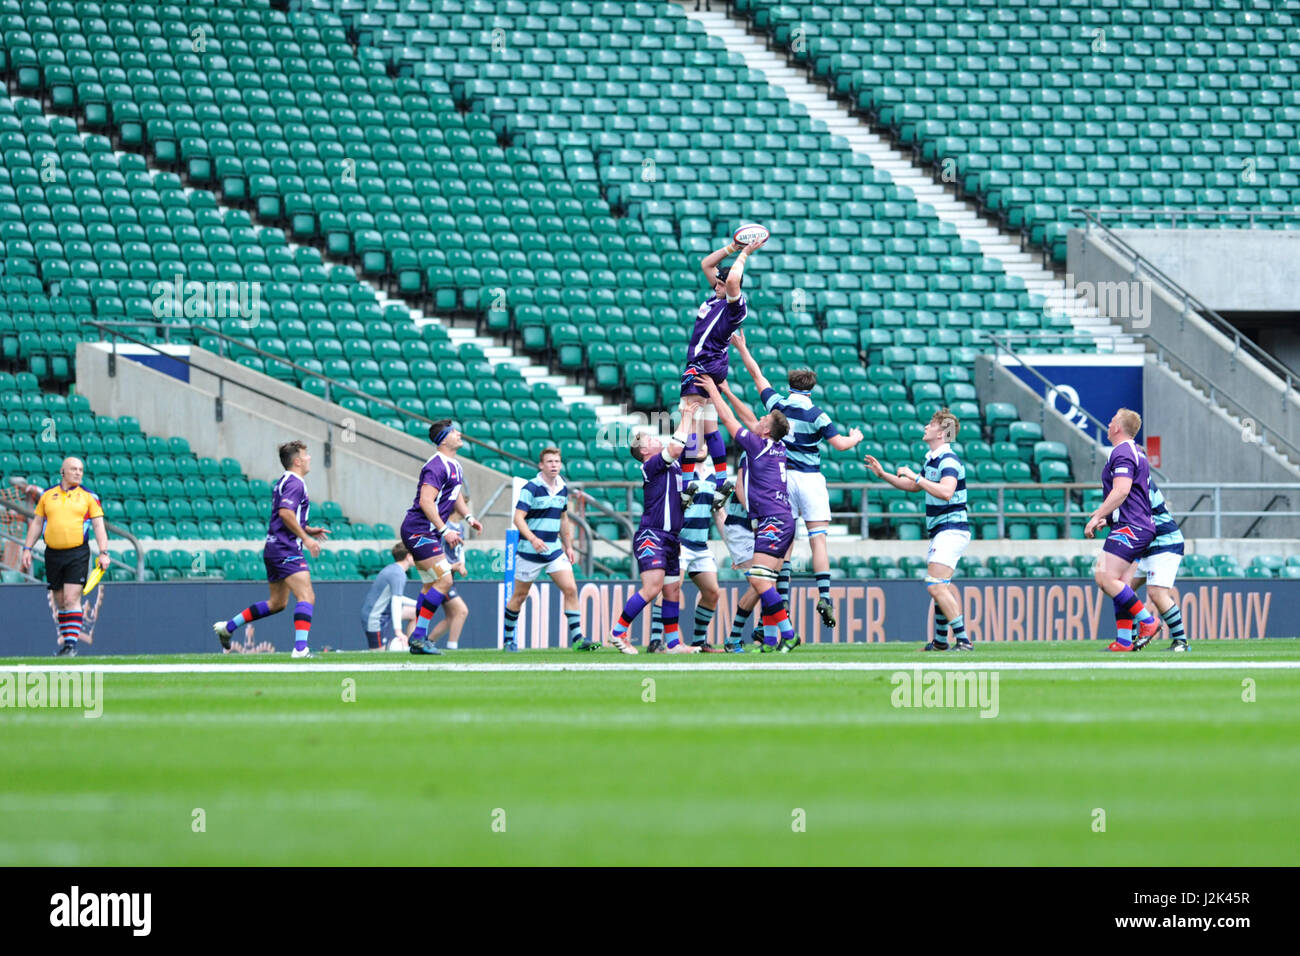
0, 497, 146, 581
1075, 207, 1300, 394
982, 329, 1300, 468
1078, 206, 1300, 230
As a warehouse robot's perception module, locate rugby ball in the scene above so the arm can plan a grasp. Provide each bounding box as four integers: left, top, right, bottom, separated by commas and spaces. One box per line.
733, 222, 770, 246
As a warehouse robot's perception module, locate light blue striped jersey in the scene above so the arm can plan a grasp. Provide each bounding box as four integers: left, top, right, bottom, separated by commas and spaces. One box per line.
680, 480, 715, 551
515, 472, 567, 562
759, 387, 839, 473
923, 443, 968, 536
1143, 478, 1185, 556
724, 453, 751, 530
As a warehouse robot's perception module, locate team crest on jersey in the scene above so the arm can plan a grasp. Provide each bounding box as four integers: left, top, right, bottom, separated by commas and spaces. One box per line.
413, 535, 438, 548
1109, 525, 1138, 547
636, 541, 659, 559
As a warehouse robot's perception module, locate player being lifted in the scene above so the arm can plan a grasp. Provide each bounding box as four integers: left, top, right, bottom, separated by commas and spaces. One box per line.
1124, 475, 1188, 652
730, 329, 863, 629
213, 441, 327, 657
399, 420, 482, 655
1084, 408, 1162, 652
608, 403, 702, 654
695, 374, 800, 652
676, 233, 767, 491
864, 410, 972, 651
503, 447, 595, 653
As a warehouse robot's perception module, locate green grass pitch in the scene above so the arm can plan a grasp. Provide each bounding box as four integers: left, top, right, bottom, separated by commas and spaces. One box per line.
2, 641, 1299, 865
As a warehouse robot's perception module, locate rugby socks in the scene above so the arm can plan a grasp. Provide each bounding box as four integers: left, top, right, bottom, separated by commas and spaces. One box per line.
661, 600, 681, 648
411, 587, 446, 642
816, 571, 831, 602
778, 562, 791, 605
565, 609, 584, 646
759, 586, 794, 647
1162, 604, 1185, 641
57, 609, 83, 647
681, 432, 699, 480
1115, 585, 1154, 623
650, 602, 664, 643
934, 612, 949, 644
225, 600, 272, 634
612, 592, 648, 639
1113, 595, 1133, 645
692, 603, 715, 644
503, 605, 520, 645
950, 615, 966, 643
704, 429, 727, 488
292, 601, 312, 651
729, 604, 752, 643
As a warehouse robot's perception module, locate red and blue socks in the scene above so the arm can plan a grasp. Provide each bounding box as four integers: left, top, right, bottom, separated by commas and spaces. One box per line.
1112, 585, 1154, 646
703, 429, 727, 488
292, 601, 312, 651
759, 586, 794, 647
57, 608, 83, 647
224, 600, 272, 635
661, 599, 681, 648
612, 591, 648, 640
692, 603, 715, 645
411, 588, 445, 642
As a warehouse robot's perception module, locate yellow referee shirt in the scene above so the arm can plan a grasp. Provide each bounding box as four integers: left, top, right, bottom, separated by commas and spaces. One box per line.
35, 485, 103, 549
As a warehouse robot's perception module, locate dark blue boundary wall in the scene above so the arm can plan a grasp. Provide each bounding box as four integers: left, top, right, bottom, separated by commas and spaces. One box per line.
0, 579, 1295, 656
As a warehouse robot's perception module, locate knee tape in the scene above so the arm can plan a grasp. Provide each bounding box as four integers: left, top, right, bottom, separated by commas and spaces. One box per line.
746, 565, 780, 583
925, 575, 951, 585
807, 528, 828, 538
418, 560, 450, 583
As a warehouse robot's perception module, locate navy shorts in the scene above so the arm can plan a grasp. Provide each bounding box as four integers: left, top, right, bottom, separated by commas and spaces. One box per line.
264, 550, 309, 582
634, 528, 680, 578
752, 513, 795, 560
1102, 524, 1156, 564
399, 516, 446, 563
679, 360, 729, 399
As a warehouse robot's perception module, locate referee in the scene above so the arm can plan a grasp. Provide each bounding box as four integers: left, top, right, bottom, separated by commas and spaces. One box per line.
20, 457, 110, 656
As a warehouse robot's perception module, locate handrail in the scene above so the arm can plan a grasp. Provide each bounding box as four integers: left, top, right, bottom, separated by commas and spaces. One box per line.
0, 497, 146, 581
1074, 207, 1300, 392
1077, 207, 1300, 226
985, 330, 1300, 467
1242, 494, 1290, 541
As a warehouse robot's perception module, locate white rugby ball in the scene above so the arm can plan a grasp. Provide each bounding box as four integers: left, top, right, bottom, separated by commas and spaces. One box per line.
733, 222, 770, 246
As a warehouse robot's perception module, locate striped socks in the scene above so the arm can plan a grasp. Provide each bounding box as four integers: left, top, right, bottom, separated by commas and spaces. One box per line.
1163, 604, 1185, 641
503, 605, 520, 644
950, 615, 966, 644
729, 605, 752, 644
704, 429, 727, 488
411, 588, 445, 642
777, 562, 791, 605
292, 601, 312, 651
816, 571, 830, 602
692, 604, 715, 644
612, 592, 648, 639
662, 600, 681, 648
759, 586, 793, 646
565, 609, 584, 646
225, 600, 272, 635
650, 602, 664, 643
57, 608, 83, 647
934, 611, 949, 647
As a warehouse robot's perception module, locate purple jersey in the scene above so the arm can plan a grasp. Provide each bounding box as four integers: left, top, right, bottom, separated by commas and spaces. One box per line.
735, 427, 791, 518
687, 293, 747, 373
403, 453, 465, 531
1101, 439, 1155, 535
639, 449, 684, 534
266, 471, 309, 553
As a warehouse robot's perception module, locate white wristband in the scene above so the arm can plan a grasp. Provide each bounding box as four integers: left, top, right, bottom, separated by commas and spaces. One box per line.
671, 429, 689, 445
465, 514, 476, 526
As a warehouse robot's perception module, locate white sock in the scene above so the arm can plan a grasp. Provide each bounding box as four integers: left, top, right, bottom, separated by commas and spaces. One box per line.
446, 641, 458, 650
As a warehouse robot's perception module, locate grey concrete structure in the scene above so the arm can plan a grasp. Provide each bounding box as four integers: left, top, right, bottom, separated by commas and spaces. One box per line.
76, 342, 515, 541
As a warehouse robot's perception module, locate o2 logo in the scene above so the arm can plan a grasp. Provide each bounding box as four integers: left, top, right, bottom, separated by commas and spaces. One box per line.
1045, 384, 1090, 435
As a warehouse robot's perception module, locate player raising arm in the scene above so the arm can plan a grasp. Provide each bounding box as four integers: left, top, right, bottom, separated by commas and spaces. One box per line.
695, 374, 801, 652
731, 328, 862, 629
864, 410, 971, 651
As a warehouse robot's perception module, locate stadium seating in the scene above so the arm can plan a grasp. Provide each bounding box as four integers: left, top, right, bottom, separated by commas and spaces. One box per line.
739, 0, 1300, 261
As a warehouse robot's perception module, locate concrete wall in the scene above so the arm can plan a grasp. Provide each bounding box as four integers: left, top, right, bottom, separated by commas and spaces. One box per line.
76, 343, 515, 539
1068, 229, 1300, 463
1106, 228, 1300, 313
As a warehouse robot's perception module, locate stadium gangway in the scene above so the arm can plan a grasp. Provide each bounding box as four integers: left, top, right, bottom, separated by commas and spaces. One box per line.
1074, 207, 1300, 393
0, 496, 146, 582
984, 329, 1300, 470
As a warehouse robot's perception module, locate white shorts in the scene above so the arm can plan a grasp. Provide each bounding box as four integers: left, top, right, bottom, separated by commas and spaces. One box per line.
681, 545, 718, 577
926, 528, 971, 572
1136, 551, 1182, 588
513, 554, 573, 584
787, 469, 831, 523
723, 522, 754, 566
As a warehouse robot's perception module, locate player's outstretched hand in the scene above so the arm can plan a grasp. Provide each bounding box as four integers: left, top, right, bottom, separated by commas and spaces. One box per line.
863, 454, 885, 478
740, 235, 767, 255
694, 373, 719, 395
897, 465, 918, 482
310, 526, 331, 540
729, 329, 747, 349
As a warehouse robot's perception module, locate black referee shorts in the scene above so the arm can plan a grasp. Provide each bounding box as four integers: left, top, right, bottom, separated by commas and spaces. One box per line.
44, 542, 90, 591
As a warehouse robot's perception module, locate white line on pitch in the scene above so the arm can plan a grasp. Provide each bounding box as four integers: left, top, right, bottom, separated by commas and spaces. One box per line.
1, 661, 1299, 673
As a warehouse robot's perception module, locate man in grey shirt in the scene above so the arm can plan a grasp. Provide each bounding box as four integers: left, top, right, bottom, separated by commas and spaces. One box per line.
360, 543, 416, 649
